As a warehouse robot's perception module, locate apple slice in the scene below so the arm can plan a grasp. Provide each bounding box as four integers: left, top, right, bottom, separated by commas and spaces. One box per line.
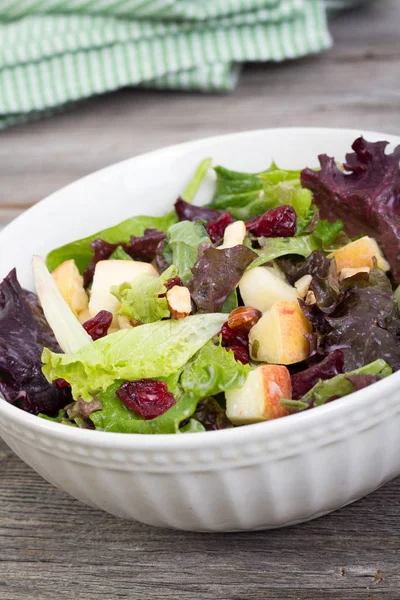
249, 300, 312, 365
239, 266, 298, 314
89, 260, 158, 326
51, 259, 88, 317
328, 236, 390, 272
226, 364, 291, 425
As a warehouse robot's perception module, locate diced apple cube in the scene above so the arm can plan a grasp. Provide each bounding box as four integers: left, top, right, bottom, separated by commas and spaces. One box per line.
339, 266, 370, 281
226, 364, 291, 425
328, 236, 390, 272
51, 259, 88, 317
239, 266, 298, 314
89, 260, 158, 326
249, 300, 312, 365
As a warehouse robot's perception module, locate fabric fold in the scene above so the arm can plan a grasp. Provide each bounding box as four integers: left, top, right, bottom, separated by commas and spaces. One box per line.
0, 0, 332, 127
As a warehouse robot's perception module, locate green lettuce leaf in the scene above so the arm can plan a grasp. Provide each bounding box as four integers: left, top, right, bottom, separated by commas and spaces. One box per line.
249, 235, 322, 269
46, 212, 177, 274
296, 205, 318, 234
281, 359, 392, 411
260, 169, 313, 220
90, 340, 248, 434
163, 221, 210, 285
181, 158, 212, 203
314, 219, 344, 246
109, 246, 133, 260
112, 265, 177, 324
42, 313, 227, 400
209, 165, 268, 211
208, 165, 313, 222
221, 289, 238, 313
39, 409, 74, 426
179, 419, 206, 433
180, 341, 250, 398
90, 382, 199, 434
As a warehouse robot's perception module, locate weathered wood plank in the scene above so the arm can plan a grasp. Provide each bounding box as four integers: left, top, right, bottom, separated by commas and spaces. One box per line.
1, 439, 400, 600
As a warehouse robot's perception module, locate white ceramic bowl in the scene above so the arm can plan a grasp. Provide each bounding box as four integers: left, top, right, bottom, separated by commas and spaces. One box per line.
1, 128, 400, 532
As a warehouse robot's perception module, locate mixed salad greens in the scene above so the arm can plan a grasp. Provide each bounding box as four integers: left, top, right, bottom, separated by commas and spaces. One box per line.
1, 136, 400, 434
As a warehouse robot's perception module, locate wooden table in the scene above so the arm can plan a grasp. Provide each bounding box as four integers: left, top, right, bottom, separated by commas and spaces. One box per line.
1, 2, 400, 598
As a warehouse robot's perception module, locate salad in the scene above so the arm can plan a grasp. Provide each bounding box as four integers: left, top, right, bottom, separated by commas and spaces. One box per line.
1, 136, 400, 434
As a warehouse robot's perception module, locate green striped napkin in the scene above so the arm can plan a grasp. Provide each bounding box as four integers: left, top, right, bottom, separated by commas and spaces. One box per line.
0, 0, 331, 128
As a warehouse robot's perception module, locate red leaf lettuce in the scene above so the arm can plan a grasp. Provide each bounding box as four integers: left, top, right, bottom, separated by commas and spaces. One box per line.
0, 269, 72, 415
301, 137, 400, 282
189, 245, 256, 313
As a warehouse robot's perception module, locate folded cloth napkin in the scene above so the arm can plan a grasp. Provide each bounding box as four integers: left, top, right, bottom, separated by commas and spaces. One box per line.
0, 0, 331, 128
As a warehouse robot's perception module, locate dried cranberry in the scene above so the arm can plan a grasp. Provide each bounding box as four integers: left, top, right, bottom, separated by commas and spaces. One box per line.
228, 345, 250, 365
244, 215, 260, 232
246, 206, 296, 238
165, 276, 183, 291
56, 378, 70, 389
158, 276, 183, 298
83, 310, 113, 341
117, 379, 175, 419
220, 322, 249, 349
207, 212, 234, 243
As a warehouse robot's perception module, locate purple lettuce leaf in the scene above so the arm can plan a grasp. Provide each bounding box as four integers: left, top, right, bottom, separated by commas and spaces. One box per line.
65, 396, 103, 428
277, 250, 330, 286
83, 229, 166, 287
189, 245, 257, 313
192, 397, 233, 431
126, 229, 166, 261
300, 267, 400, 372
279, 250, 340, 314
291, 350, 345, 400
175, 198, 221, 223
0, 269, 72, 416
152, 239, 169, 274
301, 137, 400, 282
345, 374, 381, 392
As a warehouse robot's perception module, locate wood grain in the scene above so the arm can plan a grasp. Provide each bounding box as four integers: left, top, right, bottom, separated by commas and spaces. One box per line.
1, 438, 400, 600
1, 1, 400, 599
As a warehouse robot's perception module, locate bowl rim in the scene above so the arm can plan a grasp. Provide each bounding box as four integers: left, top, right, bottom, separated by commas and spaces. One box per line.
1, 126, 399, 450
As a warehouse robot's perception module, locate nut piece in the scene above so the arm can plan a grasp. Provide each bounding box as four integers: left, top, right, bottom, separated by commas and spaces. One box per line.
305, 290, 317, 305
219, 221, 246, 250
339, 266, 370, 281
117, 315, 136, 329
294, 274, 312, 299
167, 285, 191, 320
228, 306, 262, 332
